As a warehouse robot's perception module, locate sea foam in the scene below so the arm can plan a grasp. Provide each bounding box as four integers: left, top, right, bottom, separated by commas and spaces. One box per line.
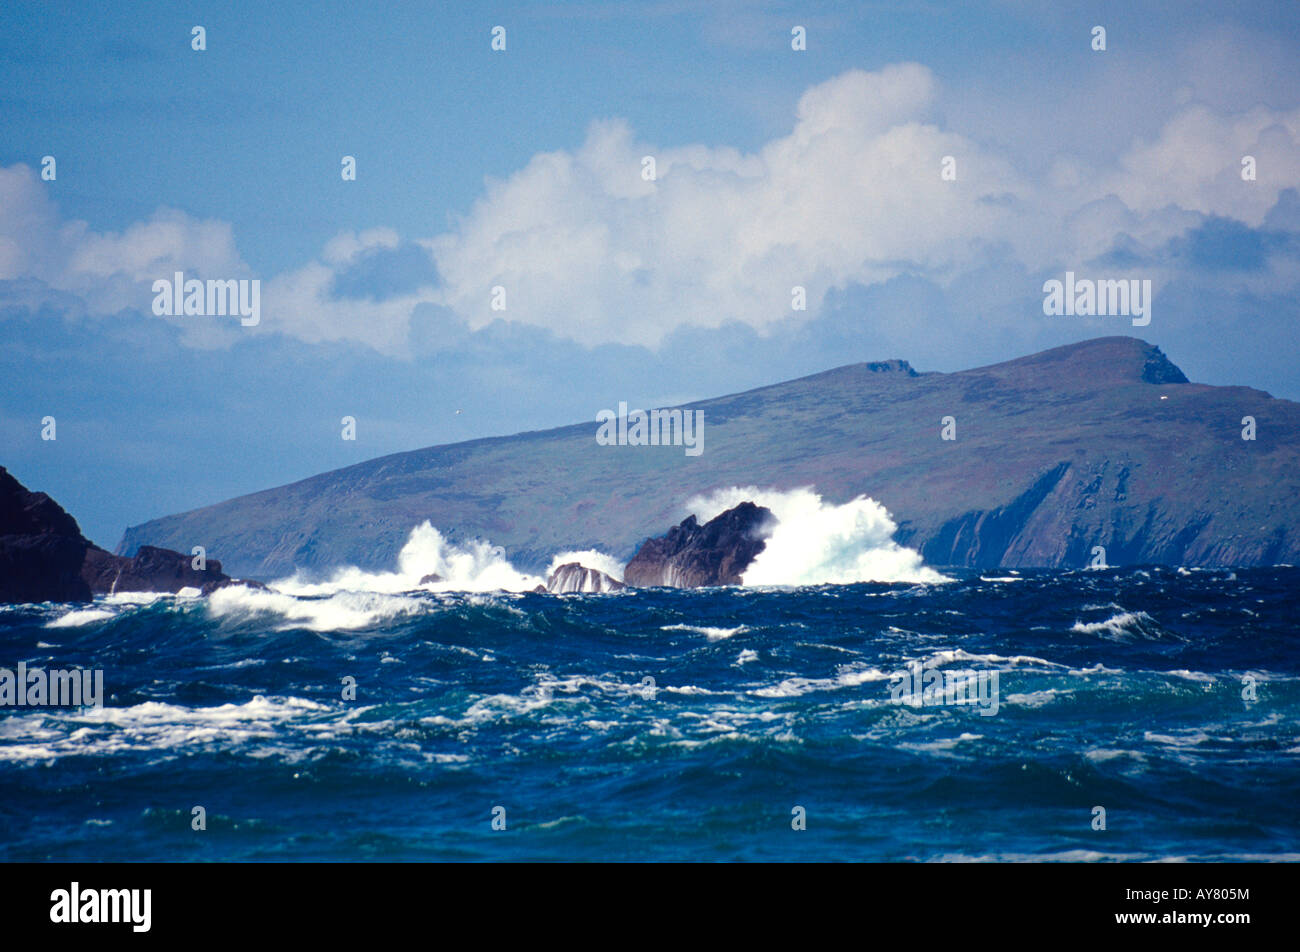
686, 486, 948, 586
272, 521, 545, 595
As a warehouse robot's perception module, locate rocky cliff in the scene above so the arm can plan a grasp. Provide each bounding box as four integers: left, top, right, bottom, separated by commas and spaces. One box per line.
0, 466, 93, 603
624, 502, 775, 587
116, 337, 1300, 574
1, 467, 247, 604
80, 544, 237, 597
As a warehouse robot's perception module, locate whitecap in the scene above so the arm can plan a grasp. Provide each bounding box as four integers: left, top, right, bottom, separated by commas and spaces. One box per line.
751, 663, 890, 698
272, 521, 544, 595
44, 608, 115, 628
685, 485, 950, 586
545, 549, 625, 583
900, 733, 984, 752
206, 585, 425, 632
661, 623, 747, 641
1070, 611, 1165, 640
1086, 748, 1147, 763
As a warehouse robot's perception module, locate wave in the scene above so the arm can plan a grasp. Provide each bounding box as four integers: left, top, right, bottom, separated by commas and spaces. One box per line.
269, 523, 627, 597
36, 485, 943, 616
271, 521, 544, 595
206, 585, 428, 632
0, 695, 332, 764
546, 549, 625, 582
661, 623, 747, 641
684, 486, 949, 586
1070, 610, 1169, 640
751, 662, 893, 698
251, 484, 944, 600
44, 608, 115, 628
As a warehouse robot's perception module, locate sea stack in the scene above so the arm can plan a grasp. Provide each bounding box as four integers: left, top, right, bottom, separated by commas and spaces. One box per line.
624, 502, 776, 588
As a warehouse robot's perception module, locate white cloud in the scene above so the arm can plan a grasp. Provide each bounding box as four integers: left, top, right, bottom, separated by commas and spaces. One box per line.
1098, 103, 1300, 224
0, 164, 249, 319
3, 60, 1299, 355
322, 227, 400, 267
260, 250, 436, 353
426, 64, 1300, 349
429, 65, 1027, 347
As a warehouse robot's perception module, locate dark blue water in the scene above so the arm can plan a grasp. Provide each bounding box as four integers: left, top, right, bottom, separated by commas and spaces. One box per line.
1, 566, 1297, 861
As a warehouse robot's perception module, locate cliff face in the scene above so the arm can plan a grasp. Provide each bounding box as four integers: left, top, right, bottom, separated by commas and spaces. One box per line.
117, 337, 1300, 574
0, 466, 243, 604
0, 466, 93, 603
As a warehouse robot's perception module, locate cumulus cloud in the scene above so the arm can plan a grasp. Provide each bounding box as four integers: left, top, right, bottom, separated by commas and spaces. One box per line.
1098, 103, 1300, 224
3, 62, 1299, 355
429, 64, 1027, 347
260, 228, 440, 352
0, 164, 248, 318
426, 64, 1300, 349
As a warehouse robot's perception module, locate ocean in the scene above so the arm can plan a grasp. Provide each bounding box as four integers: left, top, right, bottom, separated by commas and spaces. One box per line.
1, 566, 1297, 862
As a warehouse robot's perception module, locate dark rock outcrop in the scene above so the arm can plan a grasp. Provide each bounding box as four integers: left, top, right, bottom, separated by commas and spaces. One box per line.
418, 572, 443, 585
545, 562, 625, 594
624, 502, 776, 588
0, 466, 94, 603
0, 466, 254, 604
80, 544, 243, 596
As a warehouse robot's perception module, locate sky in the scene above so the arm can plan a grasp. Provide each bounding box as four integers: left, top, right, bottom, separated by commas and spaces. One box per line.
2, 0, 1299, 547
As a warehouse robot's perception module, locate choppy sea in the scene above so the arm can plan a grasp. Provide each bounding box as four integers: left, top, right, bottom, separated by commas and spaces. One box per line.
1, 566, 1297, 861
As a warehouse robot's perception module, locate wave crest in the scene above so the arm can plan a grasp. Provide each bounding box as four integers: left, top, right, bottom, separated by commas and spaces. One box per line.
272, 521, 544, 595
684, 486, 948, 586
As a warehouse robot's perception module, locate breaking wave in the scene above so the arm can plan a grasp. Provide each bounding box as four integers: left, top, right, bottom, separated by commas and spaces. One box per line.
546, 549, 625, 582
272, 521, 544, 595
267, 485, 946, 599
206, 585, 428, 632
1070, 610, 1169, 641
685, 486, 949, 586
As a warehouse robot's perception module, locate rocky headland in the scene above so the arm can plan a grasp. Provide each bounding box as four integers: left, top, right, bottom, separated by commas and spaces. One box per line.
1, 466, 257, 604
116, 337, 1300, 576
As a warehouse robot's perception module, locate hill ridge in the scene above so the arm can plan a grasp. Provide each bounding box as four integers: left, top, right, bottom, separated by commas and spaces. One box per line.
116, 336, 1299, 576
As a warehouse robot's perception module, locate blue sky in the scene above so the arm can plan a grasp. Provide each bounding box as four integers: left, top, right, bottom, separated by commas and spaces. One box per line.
3, 0, 1300, 546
